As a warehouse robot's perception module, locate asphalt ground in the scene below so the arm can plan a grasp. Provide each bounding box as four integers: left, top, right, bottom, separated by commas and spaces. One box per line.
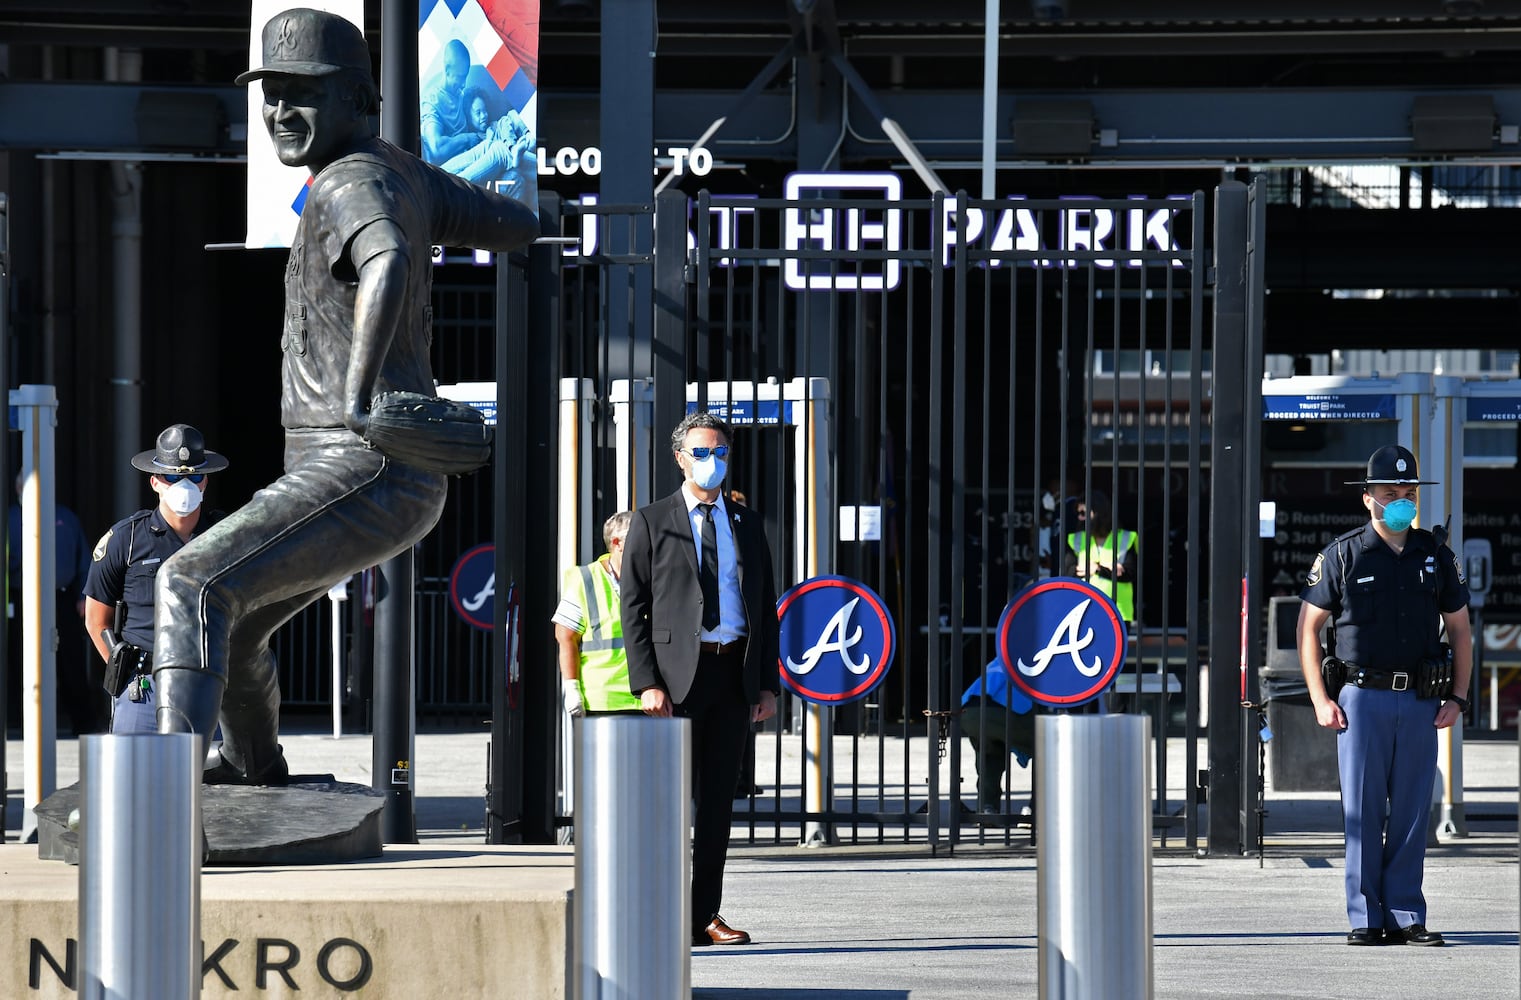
7, 717, 1519, 999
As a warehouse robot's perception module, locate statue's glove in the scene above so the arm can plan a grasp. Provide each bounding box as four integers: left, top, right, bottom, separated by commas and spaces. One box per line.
362, 390, 493, 476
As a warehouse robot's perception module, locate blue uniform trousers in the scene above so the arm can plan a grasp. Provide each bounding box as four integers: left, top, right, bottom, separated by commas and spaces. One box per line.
1337, 685, 1438, 930
110, 684, 157, 734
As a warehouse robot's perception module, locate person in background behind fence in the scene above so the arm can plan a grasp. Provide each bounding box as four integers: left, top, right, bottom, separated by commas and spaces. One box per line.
1296, 444, 1472, 948
1064, 490, 1137, 623
553, 510, 640, 716
961, 656, 1037, 816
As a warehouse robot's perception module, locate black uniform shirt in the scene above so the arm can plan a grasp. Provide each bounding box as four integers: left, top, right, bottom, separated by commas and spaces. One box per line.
82, 508, 221, 651
1300, 520, 1468, 671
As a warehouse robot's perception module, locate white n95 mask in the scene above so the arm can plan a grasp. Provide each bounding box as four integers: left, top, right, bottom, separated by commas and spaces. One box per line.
163, 478, 204, 515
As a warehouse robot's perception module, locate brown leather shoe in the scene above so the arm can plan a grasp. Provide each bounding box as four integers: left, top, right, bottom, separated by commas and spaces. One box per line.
698, 915, 752, 946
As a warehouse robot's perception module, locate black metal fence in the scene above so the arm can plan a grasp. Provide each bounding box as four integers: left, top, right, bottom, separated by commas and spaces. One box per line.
548, 187, 1218, 849
274, 186, 1239, 852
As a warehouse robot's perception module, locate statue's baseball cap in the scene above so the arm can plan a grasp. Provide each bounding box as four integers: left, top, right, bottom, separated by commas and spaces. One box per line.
1344, 445, 1438, 487
235, 8, 372, 86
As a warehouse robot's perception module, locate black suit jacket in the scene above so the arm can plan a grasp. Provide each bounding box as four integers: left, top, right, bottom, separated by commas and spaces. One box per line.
622, 488, 781, 706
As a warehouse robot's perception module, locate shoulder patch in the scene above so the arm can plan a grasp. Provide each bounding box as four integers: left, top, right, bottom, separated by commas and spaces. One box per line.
1452, 549, 1466, 586
92, 529, 111, 562
1306, 552, 1324, 586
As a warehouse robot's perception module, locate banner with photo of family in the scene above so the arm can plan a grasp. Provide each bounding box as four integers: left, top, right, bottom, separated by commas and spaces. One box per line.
419, 0, 540, 217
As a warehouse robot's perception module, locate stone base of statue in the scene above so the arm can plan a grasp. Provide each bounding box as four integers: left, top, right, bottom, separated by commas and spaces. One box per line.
35, 776, 385, 866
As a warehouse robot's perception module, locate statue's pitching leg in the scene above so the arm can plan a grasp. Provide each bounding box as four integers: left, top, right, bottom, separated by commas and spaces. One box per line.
152, 433, 446, 788
205, 647, 289, 785
154, 666, 226, 756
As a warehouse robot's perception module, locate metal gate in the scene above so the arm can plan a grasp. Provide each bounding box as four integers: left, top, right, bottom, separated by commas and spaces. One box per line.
555, 185, 1224, 850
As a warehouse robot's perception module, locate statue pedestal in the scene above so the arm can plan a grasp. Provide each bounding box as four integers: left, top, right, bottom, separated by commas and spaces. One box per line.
3, 843, 571, 998
35, 777, 385, 866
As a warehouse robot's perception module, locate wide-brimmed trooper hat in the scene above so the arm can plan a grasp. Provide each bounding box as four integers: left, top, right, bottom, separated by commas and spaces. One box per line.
131, 424, 229, 475
1344, 445, 1438, 487
235, 8, 372, 86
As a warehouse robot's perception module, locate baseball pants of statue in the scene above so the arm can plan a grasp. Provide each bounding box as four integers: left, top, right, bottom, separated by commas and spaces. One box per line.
152, 429, 446, 779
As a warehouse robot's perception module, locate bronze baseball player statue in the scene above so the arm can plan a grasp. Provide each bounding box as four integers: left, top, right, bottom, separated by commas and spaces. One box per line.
152, 8, 538, 782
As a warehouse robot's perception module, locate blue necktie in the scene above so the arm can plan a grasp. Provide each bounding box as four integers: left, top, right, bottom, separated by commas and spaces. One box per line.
699, 504, 720, 631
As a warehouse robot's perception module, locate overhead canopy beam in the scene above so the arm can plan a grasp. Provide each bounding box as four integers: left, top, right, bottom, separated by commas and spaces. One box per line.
0, 82, 246, 153
10, 79, 1521, 170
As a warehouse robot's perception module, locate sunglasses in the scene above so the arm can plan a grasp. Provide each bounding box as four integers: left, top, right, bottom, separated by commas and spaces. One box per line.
685, 446, 730, 461
159, 473, 207, 485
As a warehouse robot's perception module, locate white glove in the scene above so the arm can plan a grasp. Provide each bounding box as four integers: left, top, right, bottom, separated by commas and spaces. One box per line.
562, 679, 585, 717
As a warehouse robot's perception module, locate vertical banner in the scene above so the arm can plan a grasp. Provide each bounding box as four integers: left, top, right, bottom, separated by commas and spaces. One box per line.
418, 0, 541, 215
242, 0, 366, 248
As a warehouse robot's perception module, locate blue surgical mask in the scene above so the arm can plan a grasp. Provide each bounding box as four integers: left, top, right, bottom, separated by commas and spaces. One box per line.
690, 456, 727, 490
1374, 497, 1417, 532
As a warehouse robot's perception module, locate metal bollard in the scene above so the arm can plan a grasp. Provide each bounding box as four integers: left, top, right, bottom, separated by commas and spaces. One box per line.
1036, 713, 1154, 1000
574, 715, 691, 1000
79, 733, 202, 1000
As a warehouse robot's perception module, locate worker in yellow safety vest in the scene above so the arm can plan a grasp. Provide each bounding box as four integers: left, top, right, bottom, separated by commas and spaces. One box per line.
552, 510, 642, 714
1063, 490, 1137, 623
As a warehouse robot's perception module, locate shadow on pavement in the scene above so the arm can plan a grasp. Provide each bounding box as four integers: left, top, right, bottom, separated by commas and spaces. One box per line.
697, 991, 909, 999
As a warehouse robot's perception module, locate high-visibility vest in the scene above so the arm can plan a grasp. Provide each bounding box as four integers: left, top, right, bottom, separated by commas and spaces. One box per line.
562, 558, 641, 712
1066, 529, 1136, 622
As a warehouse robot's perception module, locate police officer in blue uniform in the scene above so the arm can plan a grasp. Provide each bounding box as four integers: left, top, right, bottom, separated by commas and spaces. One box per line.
1296, 444, 1472, 947
82, 425, 228, 733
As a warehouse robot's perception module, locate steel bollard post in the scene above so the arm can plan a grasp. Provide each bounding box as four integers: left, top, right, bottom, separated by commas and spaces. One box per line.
79, 732, 202, 999
1036, 713, 1154, 1000
574, 715, 691, 1000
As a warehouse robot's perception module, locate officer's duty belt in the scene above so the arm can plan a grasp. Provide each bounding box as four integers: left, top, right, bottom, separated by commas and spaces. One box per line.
1345, 664, 1411, 692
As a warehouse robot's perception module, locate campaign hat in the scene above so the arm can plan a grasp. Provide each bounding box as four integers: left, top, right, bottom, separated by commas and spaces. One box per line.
1345, 445, 1438, 487
235, 8, 372, 86
131, 424, 229, 475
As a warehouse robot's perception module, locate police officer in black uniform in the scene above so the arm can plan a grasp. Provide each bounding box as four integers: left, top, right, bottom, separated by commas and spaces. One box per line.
82, 425, 228, 733
1296, 444, 1472, 947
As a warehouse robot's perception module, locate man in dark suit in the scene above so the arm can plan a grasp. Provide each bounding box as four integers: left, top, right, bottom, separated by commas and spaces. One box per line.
622, 410, 780, 948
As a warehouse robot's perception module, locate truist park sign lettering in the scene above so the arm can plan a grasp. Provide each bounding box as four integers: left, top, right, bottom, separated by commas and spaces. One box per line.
562, 172, 1188, 292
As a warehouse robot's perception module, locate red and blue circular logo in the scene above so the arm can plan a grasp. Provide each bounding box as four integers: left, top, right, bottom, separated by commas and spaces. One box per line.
777, 576, 896, 705
449, 543, 496, 631
997, 577, 1127, 708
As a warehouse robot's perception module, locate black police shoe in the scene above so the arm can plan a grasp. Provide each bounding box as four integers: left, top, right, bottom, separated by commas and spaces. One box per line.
1389, 924, 1445, 946
1346, 927, 1385, 946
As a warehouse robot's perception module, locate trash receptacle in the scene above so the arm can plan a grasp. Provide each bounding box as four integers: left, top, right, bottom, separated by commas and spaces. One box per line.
1261, 597, 1340, 793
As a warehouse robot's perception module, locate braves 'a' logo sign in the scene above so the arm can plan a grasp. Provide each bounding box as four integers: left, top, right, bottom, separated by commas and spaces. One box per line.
786, 598, 871, 676
777, 578, 895, 705
999, 579, 1126, 707
1015, 599, 1104, 678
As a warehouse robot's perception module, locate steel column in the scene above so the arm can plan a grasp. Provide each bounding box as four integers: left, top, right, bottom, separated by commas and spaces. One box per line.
573, 717, 691, 1000
79, 733, 200, 1000
1207, 180, 1249, 856
1036, 714, 1154, 999
374, 0, 422, 845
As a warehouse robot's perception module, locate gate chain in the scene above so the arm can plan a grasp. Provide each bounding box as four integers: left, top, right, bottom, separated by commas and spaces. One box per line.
923, 708, 956, 763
